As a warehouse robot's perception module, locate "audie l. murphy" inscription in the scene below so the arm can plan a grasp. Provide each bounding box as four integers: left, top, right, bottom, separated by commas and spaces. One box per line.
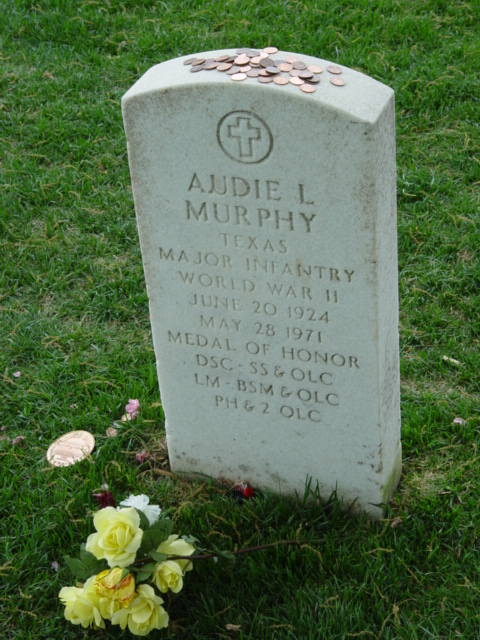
187, 172, 317, 232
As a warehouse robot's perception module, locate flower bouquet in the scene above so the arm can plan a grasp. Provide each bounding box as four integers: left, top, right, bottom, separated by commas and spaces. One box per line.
59, 494, 197, 636
60, 491, 298, 636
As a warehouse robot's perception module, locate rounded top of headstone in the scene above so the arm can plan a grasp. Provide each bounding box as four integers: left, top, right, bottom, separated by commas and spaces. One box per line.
122, 47, 393, 125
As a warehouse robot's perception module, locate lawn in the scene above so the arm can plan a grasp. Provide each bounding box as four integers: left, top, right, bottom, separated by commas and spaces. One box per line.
1, 1, 479, 638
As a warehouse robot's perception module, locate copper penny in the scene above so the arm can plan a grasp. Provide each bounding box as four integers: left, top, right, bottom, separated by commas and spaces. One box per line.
259, 57, 275, 68
265, 66, 281, 75
286, 56, 299, 63
292, 61, 307, 70
273, 76, 289, 85
263, 46, 278, 54
231, 72, 247, 81
300, 84, 316, 93
306, 74, 320, 84
250, 56, 262, 65
289, 69, 302, 77
258, 75, 274, 83
47, 430, 95, 467
277, 62, 293, 72
258, 68, 270, 76
235, 54, 250, 66
226, 65, 241, 75
246, 69, 260, 77
330, 76, 345, 86
289, 76, 304, 86
308, 65, 323, 74
190, 65, 204, 73
183, 57, 196, 65
299, 70, 313, 79
191, 58, 206, 66
217, 62, 232, 72
327, 64, 342, 74
204, 61, 219, 70
216, 54, 230, 62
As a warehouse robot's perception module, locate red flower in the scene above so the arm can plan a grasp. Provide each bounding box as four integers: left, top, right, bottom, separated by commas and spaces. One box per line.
242, 486, 254, 499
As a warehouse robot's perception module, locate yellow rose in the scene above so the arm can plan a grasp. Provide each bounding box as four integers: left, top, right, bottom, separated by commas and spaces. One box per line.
111, 584, 169, 636
152, 559, 185, 593
95, 567, 136, 619
59, 576, 104, 629
157, 534, 195, 570
85, 507, 143, 568
152, 534, 195, 593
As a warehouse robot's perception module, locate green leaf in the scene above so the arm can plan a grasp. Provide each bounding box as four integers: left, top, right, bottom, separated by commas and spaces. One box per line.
139, 519, 173, 555
64, 556, 91, 581
135, 562, 156, 583
78, 545, 109, 573
134, 508, 150, 531
148, 551, 168, 563
212, 546, 236, 562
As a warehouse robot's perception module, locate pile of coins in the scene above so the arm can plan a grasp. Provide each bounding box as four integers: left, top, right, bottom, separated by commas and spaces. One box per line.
183, 47, 345, 94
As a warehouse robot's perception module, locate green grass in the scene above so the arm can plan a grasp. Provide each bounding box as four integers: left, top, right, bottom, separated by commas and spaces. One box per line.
1, 0, 480, 638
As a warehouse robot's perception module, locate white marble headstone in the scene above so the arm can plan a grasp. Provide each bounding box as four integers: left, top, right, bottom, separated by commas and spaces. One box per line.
122, 48, 402, 517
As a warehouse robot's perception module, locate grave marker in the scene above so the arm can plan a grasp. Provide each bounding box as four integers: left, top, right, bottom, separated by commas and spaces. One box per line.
122, 48, 402, 517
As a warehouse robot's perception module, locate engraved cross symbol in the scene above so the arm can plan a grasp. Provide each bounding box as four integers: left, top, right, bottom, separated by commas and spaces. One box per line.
227, 116, 262, 159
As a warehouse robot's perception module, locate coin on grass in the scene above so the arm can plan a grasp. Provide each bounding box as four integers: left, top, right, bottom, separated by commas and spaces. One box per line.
47, 430, 95, 467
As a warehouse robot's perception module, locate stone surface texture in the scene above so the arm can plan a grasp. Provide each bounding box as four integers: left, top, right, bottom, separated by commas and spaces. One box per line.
122, 50, 401, 517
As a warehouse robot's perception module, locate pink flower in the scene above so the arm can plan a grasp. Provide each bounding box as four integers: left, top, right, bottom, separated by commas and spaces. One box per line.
124, 399, 140, 420
12, 435, 26, 446
135, 450, 149, 464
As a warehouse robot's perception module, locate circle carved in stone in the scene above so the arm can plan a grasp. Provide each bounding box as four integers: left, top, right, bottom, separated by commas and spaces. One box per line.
217, 111, 273, 164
